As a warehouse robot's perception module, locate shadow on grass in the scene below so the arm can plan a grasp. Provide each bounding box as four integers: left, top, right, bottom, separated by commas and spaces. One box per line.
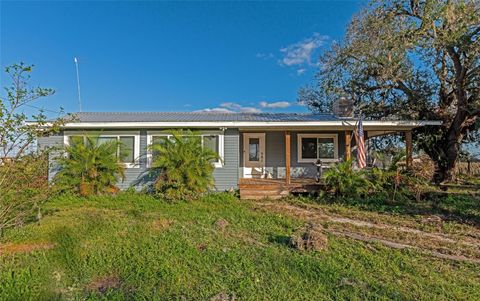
268, 234, 291, 247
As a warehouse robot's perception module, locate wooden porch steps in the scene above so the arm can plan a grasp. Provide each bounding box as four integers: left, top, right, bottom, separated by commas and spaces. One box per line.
238, 178, 324, 200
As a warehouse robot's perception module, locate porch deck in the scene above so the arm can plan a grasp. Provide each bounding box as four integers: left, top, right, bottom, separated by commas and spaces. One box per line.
238, 178, 325, 200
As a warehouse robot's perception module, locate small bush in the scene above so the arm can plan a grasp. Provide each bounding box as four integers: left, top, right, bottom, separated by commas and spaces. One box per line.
150, 130, 219, 201
323, 160, 372, 198
54, 136, 125, 196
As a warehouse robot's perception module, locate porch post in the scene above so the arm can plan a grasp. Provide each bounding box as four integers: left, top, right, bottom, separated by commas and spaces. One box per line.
405, 130, 413, 170
345, 130, 351, 161
285, 131, 291, 185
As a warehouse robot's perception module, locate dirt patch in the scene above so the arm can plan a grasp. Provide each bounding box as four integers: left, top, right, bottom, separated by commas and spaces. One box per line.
197, 243, 208, 252
290, 223, 328, 251
339, 277, 369, 290
210, 292, 236, 301
331, 230, 480, 264
255, 200, 480, 263
0, 242, 54, 255
151, 218, 174, 231
214, 218, 229, 231
259, 201, 480, 244
86, 275, 123, 294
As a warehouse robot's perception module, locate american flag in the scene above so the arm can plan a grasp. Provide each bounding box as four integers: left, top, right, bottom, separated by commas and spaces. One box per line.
356, 117, 366, 169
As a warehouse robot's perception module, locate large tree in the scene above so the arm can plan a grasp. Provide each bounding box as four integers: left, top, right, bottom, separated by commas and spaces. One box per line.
299, 0, 480, 182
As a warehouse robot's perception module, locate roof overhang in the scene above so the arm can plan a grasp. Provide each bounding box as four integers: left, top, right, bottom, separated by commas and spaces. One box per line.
40, 120, 442, 131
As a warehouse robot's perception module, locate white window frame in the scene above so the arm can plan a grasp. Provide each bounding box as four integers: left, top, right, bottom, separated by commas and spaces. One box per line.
297, 133, 339, 163
146, 131, 224, 168
64, 131, 140, 168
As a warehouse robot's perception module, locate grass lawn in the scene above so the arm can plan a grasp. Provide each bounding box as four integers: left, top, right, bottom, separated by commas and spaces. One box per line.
1, 192, 479, 300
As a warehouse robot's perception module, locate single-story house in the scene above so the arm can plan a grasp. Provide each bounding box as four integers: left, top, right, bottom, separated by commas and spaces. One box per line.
38, 112, 441, 199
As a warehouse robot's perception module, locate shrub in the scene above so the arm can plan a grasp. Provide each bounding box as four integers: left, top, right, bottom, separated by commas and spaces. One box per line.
367, 167, 397, 194
397, 171, 430, 202
150, 130, 219, 201
54, 136, 125, 196
0, 153, 49, 235
0, 63, 68, 234
323, 160, 372, 198
323, 158, 434, 202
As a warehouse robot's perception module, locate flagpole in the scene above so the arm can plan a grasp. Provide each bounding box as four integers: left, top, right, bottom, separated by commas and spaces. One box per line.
74, 57, 82, 112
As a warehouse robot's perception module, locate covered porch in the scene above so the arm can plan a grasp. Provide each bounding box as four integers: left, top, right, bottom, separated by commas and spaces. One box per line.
238, 125, 415, 199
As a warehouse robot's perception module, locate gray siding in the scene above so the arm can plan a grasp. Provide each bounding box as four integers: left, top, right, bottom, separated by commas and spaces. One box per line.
38, 132, 64, 181
213, 128, 239, 191
40, 128, 239, 192
40, 128, 349, 189
265, 131, 286, 178
119, 130, 149, 190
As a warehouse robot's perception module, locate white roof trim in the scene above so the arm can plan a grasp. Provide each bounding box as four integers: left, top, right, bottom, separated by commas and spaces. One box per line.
28, 120, 442, 129
49, 120, 442, 129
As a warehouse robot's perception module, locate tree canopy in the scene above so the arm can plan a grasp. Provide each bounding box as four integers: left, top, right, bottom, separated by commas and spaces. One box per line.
0, 63, 67, 161
299, 0, 480, 182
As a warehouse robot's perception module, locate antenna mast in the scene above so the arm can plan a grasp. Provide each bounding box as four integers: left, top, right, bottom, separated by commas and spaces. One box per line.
74, 57, 82, 112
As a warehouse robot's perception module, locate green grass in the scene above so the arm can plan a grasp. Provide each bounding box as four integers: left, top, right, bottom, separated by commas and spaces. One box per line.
295, 189, 480, 226
1, 193, 479, 300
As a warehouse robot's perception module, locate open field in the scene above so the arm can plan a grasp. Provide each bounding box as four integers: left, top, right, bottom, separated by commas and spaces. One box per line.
1, 192, 479, 300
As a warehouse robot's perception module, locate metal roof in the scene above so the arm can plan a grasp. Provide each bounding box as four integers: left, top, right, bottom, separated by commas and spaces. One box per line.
72, 112, 340, 123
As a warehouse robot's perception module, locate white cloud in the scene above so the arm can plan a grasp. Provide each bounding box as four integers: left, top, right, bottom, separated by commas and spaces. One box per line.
219, 102, 242, 110
279, 33, 328, 67
296, 68, 307, 75
196, 102, 261, 113
198, 100, 298, 114
195, 107, 234, 113
239, 107, 262, 113
220, 102, 262, 113
259, 101, 291, 109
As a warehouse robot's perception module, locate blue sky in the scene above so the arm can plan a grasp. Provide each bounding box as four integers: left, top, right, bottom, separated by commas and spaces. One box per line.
1, 1, 364, 116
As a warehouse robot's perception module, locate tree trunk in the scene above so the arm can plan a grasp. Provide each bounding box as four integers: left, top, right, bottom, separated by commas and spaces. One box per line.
433, 160, 456, 184
431, 109, 468, 183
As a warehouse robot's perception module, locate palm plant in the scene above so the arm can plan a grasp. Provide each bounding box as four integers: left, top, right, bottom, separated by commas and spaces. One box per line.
387, 150, 406, 172
150, 130, 219, 201
323, 160, 372, 198
54, 135, 125, 196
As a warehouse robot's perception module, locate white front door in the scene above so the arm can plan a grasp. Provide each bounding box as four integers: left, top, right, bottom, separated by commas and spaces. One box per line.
243, 133, 266, 178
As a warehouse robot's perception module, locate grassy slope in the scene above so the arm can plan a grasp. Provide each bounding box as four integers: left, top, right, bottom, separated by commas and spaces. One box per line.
0, 193, 479, 300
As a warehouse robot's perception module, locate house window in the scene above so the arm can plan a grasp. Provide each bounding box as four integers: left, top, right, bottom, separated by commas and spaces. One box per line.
248, 138, 260, 161
68, 135, 84, 147
148, 132, 224, 167
119, 136, 135, 164
150, 135, 170, 162
297, 134, 338, 163
65, 134, 139, 167
202, 135, 220, 163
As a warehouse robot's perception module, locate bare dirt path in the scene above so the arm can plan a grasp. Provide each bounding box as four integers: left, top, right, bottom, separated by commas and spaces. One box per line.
254, 201, 480, 264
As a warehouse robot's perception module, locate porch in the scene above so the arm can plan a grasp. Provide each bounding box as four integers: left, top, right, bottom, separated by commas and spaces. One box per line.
238, 129, 414, 199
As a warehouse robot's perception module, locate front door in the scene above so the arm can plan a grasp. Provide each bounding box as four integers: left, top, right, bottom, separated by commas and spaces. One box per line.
243, 133, 266, 178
